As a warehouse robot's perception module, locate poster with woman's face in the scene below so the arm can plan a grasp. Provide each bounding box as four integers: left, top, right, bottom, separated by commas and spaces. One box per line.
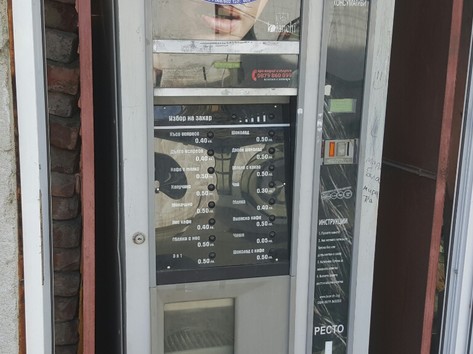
153, 0, 301, 41
153, 0, 301, 89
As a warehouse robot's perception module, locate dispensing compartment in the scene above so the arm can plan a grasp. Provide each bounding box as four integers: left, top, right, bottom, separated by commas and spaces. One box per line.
154, 103, 295, 284
152, 276, 291, 354
163, 299, 235, 354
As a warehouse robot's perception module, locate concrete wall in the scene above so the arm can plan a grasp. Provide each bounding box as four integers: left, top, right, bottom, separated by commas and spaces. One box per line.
0, 0, 19, 352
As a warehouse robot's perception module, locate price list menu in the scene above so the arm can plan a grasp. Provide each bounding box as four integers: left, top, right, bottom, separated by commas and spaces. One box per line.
154, 104, 294, 284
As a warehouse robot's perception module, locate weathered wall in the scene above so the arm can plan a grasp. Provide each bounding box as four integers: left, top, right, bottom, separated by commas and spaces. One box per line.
0, 0, 19, 352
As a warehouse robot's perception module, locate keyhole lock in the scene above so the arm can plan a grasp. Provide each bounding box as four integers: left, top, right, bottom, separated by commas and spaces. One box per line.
132, 232, 146, 245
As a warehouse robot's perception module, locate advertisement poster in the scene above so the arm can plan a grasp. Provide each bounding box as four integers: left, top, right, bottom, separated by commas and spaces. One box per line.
154, 53, 298, 88
152, 0, 301, 89
153, 0, 301, 41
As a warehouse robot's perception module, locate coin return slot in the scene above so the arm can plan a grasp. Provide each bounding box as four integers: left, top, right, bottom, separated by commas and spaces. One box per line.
323, 139, 358, 165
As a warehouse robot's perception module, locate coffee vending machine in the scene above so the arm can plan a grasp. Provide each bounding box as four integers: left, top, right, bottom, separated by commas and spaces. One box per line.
94, 0, 395, 353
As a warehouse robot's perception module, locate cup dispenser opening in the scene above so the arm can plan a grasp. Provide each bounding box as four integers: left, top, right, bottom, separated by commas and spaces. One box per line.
164, 299, 235, 354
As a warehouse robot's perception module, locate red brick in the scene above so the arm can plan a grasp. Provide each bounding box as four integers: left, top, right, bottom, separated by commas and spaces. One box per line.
48, 91, 77, 118
55, 296, 78, 322
51, 172, 76, 197
54, 271, 80, 297
52, 196, 80, 220
53, 218, 81, 248
47, 61, 79, 95
54, 247, 80, 271
55, 320, 78, 345
50, 146, 79, 174
45, 29, 78, 63
50, 114, 80, 150
45, 0, 78, 33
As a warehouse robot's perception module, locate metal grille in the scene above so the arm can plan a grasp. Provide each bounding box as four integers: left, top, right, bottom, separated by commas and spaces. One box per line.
165, 328, 233, 353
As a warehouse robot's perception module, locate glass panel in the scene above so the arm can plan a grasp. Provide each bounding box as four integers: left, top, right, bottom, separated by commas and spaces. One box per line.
153, 0, 301, 41
312, 1, 371, 354
164, 299, 235, 354
154, 104, 293, 284
153, 54, 298, 88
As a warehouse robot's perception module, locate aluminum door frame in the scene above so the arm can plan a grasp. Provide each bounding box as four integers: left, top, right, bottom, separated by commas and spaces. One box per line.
115, 0, 153, 351
115, 0, 325, 352
347, 1, 395, 352
289, 0, 325, 352
12, 0, 54, 352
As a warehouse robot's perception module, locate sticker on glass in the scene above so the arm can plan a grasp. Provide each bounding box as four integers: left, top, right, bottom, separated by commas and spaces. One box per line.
204, 0, 257, 3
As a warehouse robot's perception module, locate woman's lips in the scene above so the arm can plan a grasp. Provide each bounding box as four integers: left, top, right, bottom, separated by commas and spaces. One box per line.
202, 5, 242, 34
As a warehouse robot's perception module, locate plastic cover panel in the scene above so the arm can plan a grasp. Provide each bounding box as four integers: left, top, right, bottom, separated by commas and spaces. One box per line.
152, 0, 301, 90
154, 104, 294, 284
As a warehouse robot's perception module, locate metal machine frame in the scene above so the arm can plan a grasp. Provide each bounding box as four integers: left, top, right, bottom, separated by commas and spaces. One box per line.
113, 0, 394, 353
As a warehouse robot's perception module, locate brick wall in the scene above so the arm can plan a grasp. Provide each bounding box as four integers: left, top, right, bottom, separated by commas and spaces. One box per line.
44, 0, 81, 352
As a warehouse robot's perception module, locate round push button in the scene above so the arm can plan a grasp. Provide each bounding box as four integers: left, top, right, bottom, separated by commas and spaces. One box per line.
208, 184, 216, 191
209, 235, 216, 242
208, 201, 216, 208
209, 252, 217, 259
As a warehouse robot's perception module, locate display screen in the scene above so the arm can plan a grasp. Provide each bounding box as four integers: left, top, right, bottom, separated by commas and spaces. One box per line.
154, 104, 294, 284
153, 0, 301, 41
